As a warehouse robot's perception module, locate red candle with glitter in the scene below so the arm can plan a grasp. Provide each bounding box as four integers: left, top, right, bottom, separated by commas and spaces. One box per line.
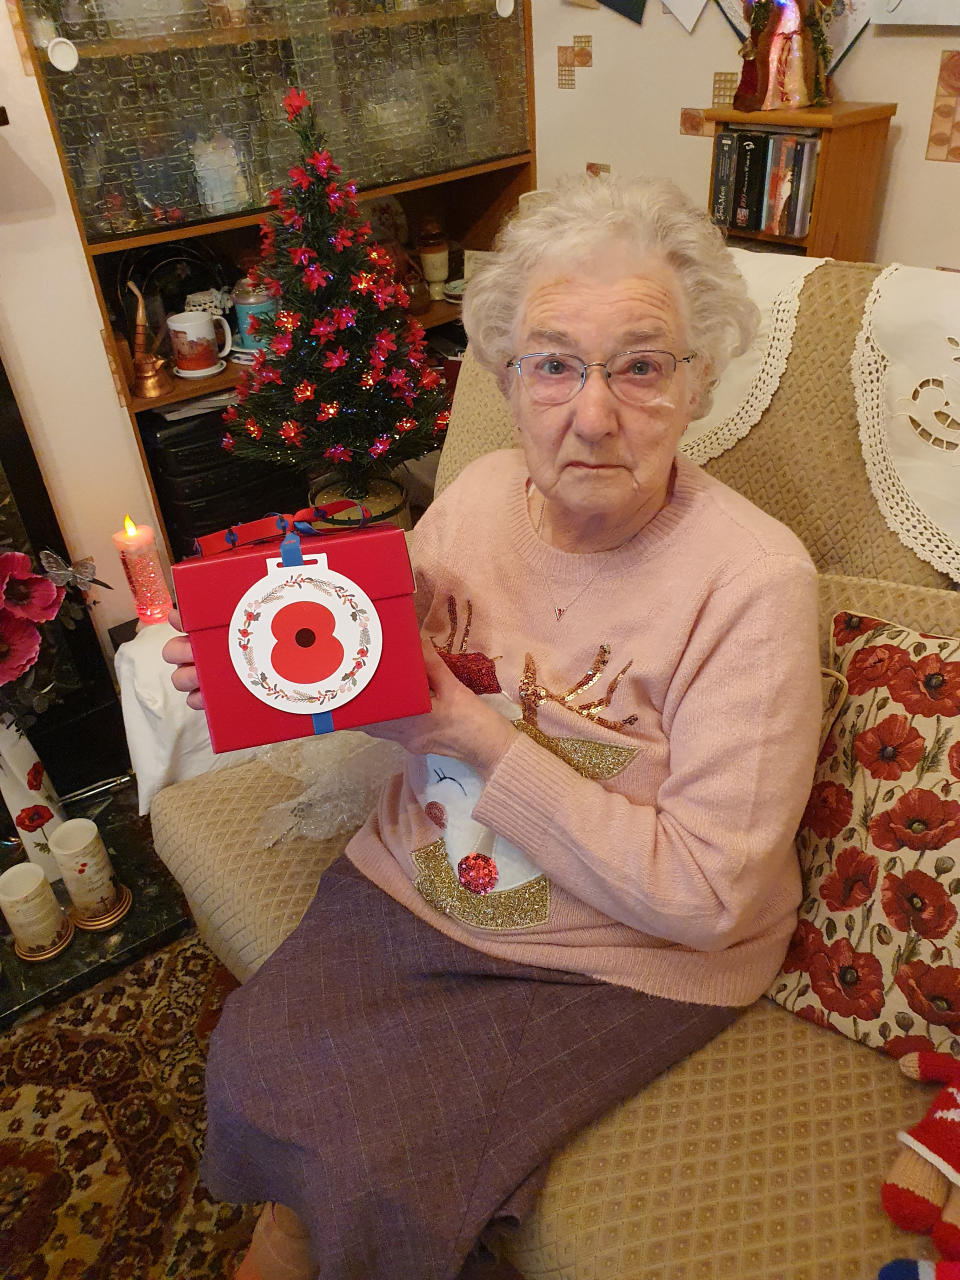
111, 515, 172, 626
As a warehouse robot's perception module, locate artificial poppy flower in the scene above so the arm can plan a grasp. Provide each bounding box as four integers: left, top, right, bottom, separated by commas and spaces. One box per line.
845, 644, 911, 696
833, 612, 882, 647
808, 938, 885, 1020
781, 918, 826, 974
800, 780, 853, 840
869, 788, 960, 852
888, 653, 960, 717
881, 868, 958, 939
0, 610, 41, 685
283, 86, 310, 120
895, 960, 960, 1030
819, 846, 879, 912
0, 551, 64, 624
853, 714, 925, 781
16, 804, 54, 833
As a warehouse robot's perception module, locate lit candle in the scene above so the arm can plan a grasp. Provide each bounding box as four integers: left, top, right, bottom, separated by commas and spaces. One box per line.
112, 515, 173, 626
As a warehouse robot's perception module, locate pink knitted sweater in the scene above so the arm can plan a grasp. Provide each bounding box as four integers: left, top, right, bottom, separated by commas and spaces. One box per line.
345, 449, 821, 1006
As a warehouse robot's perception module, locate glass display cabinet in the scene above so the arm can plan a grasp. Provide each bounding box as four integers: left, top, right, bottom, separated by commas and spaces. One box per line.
14, 0, 533, 552
19, 0, 531, 241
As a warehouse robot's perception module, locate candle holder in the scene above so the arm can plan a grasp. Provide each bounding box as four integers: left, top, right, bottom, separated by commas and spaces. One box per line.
48, 818, 133, 930
113, 516, 173, 626
0, 862, 74, 961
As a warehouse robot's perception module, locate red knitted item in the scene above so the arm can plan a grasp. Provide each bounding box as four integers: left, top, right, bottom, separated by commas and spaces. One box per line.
934, 1218, 960, 1262
883, 1181, 943, 1233
900, 1080, 960, 1191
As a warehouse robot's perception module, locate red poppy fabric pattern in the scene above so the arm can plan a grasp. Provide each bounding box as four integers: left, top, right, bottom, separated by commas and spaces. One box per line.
768, 611, 960, 1058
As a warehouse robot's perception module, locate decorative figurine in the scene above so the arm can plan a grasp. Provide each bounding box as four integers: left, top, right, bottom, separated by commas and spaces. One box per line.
733, 0, 831, 112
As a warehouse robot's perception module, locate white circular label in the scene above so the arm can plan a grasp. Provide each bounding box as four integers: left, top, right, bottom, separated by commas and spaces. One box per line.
227, 558, 382, 715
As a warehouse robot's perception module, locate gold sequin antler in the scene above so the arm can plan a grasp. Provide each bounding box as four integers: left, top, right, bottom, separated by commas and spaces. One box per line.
516, 650, 639, 781
520, 647, 638, 732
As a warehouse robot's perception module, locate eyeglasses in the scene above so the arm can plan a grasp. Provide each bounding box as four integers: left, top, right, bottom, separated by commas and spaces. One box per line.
505, 349, 696, 407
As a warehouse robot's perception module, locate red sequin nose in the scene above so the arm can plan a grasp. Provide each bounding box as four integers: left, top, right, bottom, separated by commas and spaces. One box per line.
457, 852, 498, 895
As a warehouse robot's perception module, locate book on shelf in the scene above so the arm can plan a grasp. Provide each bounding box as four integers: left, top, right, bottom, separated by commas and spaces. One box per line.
764, 134, 797, 235
791, 137, 820, 238
731, 132, 768, 232
710, 129, 738, 226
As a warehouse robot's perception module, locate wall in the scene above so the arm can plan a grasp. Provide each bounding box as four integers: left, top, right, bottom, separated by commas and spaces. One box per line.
531, 1, 960, 269
0, 5, 165, 653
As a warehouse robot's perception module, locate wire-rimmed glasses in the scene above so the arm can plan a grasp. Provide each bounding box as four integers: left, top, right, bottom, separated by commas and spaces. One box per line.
505, 349, 696, 407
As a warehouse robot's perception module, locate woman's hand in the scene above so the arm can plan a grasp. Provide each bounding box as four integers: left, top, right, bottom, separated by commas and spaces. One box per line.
161, 608, 205, 710
362, 636, 514, 779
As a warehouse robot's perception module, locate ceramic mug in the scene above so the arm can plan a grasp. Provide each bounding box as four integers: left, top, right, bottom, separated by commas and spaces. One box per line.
49, 818, 120, 921
0, 861, 71, 957
166, 310, 231, 374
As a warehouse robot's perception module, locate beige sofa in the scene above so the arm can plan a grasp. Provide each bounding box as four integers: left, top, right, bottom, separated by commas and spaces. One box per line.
152, 258, 960, 1280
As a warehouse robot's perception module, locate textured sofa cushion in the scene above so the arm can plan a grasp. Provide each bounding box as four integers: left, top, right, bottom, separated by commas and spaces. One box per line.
769, 583, 960, 1057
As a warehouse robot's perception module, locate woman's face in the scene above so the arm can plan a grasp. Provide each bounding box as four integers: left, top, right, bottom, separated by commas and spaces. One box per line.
506, 247, 701, 533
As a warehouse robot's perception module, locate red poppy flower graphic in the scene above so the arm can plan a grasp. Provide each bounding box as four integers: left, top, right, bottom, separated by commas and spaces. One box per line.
846, 644, 911, 697
781, 918, 825, 974
949, 740, 960, 781
270, 601, 343, 685
801, 780, 853, 840
26, 761, 44, 792
795, 1005, 837, 1032
881, 868, 958, 939
817, 732, 837, 765
16, 804, 54, 833
808, 938, 884, 1020
833, 613, 882, 647
888, 654, 960, 717
819, 846, 878, 912
895, 960, 960, 1030
853, 714, 925, 781
869, 788, 960, 852
883, 1034, 936, 1060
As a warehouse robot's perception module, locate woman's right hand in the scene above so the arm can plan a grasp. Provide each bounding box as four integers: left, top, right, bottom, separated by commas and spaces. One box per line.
162, 607, 205, 710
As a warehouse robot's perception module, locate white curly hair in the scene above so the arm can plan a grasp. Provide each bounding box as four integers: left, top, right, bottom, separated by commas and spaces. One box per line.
461, 173, 759, 419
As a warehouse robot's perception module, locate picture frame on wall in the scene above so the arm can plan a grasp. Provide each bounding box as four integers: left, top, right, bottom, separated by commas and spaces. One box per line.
712, 0, 870, 73
871, 0, 960, 23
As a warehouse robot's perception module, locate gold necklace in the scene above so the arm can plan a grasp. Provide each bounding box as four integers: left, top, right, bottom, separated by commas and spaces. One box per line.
533, 491, 640, 622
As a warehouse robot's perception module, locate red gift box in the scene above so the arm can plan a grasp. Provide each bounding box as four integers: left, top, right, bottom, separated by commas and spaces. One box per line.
172, 523, 429, 753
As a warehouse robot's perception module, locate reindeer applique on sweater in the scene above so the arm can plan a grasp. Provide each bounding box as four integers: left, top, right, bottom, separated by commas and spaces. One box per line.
410, 597, 640, 931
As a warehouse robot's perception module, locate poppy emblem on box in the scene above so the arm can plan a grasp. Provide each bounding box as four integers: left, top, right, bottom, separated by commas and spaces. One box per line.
227, 552, 382, 713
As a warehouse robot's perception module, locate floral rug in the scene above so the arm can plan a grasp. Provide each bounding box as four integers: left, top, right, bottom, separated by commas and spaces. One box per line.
0, 933, 259, 1278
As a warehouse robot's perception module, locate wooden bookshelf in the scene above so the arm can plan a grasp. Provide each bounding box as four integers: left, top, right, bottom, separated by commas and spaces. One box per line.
704, 101, 897, 261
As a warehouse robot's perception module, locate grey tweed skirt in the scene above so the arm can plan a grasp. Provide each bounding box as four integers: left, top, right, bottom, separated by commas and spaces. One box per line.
201, 856, 738, 1280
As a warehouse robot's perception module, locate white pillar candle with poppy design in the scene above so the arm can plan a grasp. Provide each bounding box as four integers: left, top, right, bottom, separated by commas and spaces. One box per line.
0, 715, 64, 881
0, 861, 70, 956
48, 818, 119, 919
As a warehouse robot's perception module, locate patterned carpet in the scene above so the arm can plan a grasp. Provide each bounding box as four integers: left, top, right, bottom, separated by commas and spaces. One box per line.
0, 933, 260, 1279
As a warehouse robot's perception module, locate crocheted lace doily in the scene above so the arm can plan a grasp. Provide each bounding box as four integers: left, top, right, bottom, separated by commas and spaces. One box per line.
852, 263, 960, 583
680, 250, 824, 465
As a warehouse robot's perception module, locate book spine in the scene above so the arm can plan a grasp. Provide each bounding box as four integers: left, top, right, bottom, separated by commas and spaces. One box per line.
772, 135, 796, 236
784, 137, 807, 236
794, 139, 821, 239
762, 135, 785, 233
710, 130, 738, 226
732, 132, 768, 232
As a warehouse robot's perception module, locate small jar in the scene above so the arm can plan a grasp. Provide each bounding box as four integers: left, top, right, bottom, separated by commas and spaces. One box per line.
231, 276, 277, 350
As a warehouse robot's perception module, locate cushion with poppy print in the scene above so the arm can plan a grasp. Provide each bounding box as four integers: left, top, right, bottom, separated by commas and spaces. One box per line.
768, 609, 960, 1059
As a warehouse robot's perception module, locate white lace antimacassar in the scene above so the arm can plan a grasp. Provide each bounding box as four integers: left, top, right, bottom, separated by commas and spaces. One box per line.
852, 263, 960, 584
680, 256, 822, 465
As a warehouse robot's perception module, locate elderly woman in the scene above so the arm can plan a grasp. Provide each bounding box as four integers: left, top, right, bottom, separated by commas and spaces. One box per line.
164, 174, 821, 1280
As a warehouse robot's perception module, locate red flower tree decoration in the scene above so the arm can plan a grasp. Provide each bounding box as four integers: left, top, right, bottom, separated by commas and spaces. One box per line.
224, 88, 448, 498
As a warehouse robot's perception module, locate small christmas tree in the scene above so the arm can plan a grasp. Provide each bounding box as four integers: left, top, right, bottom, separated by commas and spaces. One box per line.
222, 87, 449, 499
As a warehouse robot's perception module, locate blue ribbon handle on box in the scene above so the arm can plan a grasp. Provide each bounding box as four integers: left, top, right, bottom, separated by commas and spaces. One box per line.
279, 531, 334, 736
